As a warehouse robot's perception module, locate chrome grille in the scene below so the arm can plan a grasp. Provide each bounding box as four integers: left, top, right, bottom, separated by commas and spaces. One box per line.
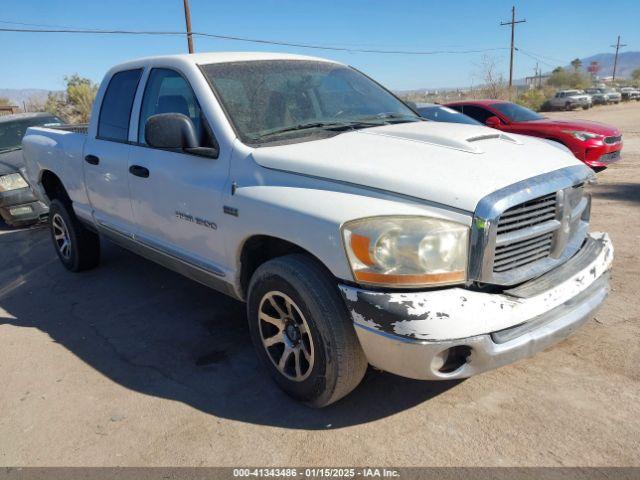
604, 135, 621, 144
496, 193, 556, 234
493, 232, 554, 272
469, 165, 593, 286
493, 193, 557, 273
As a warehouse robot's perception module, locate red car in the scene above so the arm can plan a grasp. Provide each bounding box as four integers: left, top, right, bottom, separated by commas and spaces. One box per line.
445, 100, 622, 169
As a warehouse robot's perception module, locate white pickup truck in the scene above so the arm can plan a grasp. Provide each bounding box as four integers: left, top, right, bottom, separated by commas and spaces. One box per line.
23, 52, 613, 407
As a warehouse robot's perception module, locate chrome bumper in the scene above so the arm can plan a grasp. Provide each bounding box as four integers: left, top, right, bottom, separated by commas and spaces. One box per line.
339, 232, 613, 380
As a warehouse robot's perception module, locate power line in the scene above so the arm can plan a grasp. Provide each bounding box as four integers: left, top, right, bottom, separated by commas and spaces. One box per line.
515, 48, 559, 69
0, 23, 509, 56
515, 47, 568, 67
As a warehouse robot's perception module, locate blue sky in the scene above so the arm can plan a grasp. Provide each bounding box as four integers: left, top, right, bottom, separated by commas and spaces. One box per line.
2, 0, 639, 91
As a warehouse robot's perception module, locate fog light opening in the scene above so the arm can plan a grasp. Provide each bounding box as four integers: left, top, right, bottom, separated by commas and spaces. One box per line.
434, 346, 472, 374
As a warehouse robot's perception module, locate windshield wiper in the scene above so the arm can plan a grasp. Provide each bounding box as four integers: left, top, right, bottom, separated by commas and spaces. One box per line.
358, 112, 425, 124
256, 120, 382, 139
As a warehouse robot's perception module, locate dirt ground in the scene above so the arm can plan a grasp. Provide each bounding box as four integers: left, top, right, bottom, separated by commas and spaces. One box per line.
0, 102, 638, 467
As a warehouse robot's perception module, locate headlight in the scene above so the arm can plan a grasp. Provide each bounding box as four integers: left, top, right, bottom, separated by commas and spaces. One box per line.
342, 216, 469, 287
0, 173, 29, 193
563, 130, 603, 142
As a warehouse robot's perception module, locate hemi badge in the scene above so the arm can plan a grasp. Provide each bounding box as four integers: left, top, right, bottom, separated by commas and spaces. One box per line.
223, 206, 238, 217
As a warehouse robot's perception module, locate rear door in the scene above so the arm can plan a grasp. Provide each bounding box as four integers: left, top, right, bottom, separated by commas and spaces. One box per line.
127, 67, 229, 272
84, 69, 142, 235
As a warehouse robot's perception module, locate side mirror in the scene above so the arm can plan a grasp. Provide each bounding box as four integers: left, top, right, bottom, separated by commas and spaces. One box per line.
145, 113, 218, 158
485, 116, 502, 128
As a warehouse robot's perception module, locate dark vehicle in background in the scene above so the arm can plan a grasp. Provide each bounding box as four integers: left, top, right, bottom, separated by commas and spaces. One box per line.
446, 100, 622, 170
415, 103, 482, 125
0, 113, 63, 226
585, 88, 608, 105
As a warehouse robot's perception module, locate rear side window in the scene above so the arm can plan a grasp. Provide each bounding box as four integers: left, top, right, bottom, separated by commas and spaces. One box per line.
451, 105, 495, 124
97, 69, 143, 142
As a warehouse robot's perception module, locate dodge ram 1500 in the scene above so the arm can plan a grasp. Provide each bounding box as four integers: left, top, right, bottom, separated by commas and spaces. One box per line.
23, 52, 613, 407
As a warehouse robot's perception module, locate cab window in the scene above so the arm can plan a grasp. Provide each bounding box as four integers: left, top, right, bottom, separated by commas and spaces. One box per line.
138, 68, 215, 148
97, 69, 143, 142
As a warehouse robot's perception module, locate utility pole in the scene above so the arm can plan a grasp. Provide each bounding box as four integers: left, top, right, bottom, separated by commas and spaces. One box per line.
183, 0, 194, 54
501, 6, 526, 90
610, 35, 626, 82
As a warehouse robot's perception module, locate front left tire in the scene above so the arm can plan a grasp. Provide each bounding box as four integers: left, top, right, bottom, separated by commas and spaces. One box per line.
247, 254, 367, 407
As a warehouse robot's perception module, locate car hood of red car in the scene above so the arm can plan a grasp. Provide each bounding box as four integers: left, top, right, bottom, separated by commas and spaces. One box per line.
521, 118, 620, 136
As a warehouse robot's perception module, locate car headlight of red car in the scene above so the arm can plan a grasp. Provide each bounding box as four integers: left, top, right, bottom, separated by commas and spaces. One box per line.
562, 130, 603, 142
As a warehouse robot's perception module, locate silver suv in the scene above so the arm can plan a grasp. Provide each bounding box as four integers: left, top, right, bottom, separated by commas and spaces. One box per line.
550, 90, 592, 110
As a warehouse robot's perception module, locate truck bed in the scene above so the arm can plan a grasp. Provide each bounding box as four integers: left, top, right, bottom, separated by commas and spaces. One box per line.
22, 124, 90, 213
48, 124, 89, 135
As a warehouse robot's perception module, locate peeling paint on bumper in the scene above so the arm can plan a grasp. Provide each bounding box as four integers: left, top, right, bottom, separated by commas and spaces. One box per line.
339, 232, 613, 380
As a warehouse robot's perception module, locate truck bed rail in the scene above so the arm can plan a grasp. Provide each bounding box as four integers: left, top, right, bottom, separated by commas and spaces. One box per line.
49, 124, 89, 134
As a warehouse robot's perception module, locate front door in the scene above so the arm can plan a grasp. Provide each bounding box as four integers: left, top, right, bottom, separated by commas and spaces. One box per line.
127, 68, 229, 272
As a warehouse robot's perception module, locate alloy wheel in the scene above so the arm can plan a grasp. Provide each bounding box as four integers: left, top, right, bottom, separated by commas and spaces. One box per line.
52, 213, 71, 260
258, 291, 315, 382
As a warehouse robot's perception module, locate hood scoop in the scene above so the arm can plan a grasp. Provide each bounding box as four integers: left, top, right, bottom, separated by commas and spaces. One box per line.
466, 132, 521, 144
360, 129, 484, 154
360, 126, 522, 155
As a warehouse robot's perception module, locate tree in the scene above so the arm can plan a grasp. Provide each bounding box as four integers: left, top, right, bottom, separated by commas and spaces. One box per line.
0, 97, 11, 106
24, 96, 46, 113
475, 55, 509, 99
45, 74, 98, 123
632, 68, 640, 82
547, 66, 590, 89
570, 58, 583, 73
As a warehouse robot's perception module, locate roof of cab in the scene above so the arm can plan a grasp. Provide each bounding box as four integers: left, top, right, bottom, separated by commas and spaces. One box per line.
126, 51, 339, 66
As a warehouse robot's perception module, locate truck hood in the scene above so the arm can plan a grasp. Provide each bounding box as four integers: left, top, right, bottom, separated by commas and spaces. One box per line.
251, 122, 587, 212
0, 148, 24, 176
524, 118, 621, 136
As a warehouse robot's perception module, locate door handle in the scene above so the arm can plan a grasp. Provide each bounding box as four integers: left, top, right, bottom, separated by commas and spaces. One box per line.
84, 154, 100, 165
129, 165, 150, 178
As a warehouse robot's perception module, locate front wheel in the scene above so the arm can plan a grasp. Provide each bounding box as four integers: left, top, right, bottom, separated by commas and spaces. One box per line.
49, 199, 100, 271
247, 254, 367, 407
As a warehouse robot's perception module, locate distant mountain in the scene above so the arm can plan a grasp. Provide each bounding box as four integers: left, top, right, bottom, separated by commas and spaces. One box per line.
567, 51, 640, 79
0, 88, 58, 107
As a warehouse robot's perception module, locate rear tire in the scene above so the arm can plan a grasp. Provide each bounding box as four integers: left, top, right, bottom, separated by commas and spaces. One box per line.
49, 199, 100, 272
247, 254, 367, 407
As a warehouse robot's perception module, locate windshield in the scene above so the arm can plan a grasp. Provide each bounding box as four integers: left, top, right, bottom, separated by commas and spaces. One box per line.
490, 102, 544, 122
201, 60, 420, 145
417, 105, 481, 125
0, 116, 62, 151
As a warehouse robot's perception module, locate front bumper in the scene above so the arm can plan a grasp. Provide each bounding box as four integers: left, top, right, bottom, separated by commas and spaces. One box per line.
0, 187, 49, 227
575, 140, 622, 168
339, 232, 613, 380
